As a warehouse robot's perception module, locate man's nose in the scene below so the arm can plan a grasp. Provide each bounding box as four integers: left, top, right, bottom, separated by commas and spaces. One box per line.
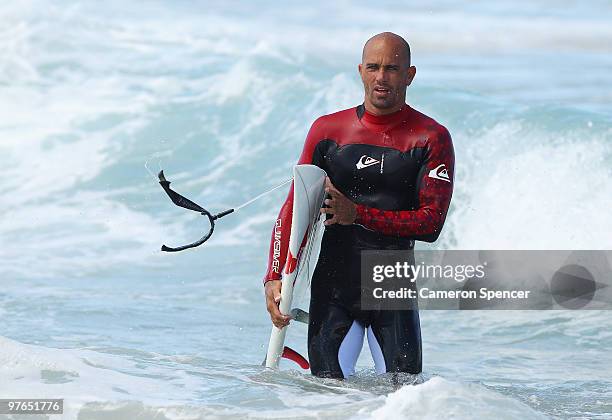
374, 68, 389, 82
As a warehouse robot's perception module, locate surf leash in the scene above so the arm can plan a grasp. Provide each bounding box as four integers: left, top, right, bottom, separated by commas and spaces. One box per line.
157, 170, 291, 252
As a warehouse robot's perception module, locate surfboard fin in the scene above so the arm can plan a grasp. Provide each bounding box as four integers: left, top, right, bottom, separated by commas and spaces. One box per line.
281, 346, 310, 369
262, 346, 310, 370
290, 308, 310, 324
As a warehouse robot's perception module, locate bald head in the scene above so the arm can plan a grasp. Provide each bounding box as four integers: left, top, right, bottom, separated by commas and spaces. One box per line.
362, 32, 411, 68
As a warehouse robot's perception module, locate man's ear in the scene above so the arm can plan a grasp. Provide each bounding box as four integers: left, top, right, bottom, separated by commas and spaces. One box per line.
406, 66, 417, 86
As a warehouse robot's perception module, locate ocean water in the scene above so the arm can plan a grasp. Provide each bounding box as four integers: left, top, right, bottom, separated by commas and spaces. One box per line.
1, 1, 612, 419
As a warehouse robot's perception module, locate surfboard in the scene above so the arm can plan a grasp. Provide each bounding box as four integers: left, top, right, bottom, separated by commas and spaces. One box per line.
265, 164, 327, 369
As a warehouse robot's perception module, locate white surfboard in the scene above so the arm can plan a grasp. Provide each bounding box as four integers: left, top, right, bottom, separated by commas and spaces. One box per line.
265, 164, 327, 369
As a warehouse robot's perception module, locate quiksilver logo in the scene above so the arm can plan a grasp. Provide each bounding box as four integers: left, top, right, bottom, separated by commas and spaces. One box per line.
272, 219, 282, 273
356, 155, 380, 170
428, 164, 451, 182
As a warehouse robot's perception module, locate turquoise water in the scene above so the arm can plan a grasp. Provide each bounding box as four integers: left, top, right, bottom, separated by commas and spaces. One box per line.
1, 1, 611, 418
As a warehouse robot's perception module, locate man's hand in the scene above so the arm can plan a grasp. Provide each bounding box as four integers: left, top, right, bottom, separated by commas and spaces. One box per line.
320, 177, 357, 226
265, 280, 291, 329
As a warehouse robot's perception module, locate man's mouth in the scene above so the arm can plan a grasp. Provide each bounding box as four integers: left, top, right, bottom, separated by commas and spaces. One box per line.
373, 86, 391, 94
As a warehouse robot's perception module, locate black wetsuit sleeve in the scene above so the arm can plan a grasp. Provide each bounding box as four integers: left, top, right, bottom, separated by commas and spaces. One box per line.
354, 127, 454, 242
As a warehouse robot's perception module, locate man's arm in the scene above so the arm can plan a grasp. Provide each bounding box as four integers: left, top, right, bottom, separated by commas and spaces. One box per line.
354, 127, 454, 241
263, 117, 325, 328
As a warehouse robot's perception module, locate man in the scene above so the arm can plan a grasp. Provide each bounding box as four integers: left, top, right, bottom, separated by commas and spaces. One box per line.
263, 32, 454, 378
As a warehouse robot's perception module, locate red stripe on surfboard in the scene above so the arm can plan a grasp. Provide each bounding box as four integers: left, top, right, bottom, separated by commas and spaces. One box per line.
284, 232, 310, 274
285, 252, 298, 274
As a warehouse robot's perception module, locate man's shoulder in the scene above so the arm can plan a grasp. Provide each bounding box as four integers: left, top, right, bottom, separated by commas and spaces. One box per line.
310, 106, 358, 131
408, 106, 449, 134
406, 106, 451, 144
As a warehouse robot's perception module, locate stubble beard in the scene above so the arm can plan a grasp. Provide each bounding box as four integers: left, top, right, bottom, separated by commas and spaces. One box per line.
368, 88, 399, 111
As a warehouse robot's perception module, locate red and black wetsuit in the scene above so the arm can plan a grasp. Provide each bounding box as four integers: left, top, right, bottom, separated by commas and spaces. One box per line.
264, 104, 454, 378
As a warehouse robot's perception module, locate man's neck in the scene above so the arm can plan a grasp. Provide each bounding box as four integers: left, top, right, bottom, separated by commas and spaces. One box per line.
364, 102, 406, 116
359, 103, 411, 132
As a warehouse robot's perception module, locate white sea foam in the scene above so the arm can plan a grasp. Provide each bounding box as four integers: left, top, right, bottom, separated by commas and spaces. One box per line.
369, 376, 546, 419
444, 119, 612, 250
0, 336, 203, 419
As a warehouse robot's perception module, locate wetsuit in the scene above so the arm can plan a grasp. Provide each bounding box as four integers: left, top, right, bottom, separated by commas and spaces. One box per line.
264, 104, 454, 378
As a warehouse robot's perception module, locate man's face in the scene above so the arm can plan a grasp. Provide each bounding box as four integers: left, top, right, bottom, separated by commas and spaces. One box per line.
358, 39, 416, 114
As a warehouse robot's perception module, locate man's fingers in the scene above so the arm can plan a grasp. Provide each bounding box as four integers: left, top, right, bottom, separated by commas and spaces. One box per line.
325, 187, 340, 198
325, 178, 341, 194
324, 215, 338, 226
274, 319, 290, 329
264, 281, 290, 328
271, 309, 290, 328
320, 207, 335, 215
266, 297, 290, 328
